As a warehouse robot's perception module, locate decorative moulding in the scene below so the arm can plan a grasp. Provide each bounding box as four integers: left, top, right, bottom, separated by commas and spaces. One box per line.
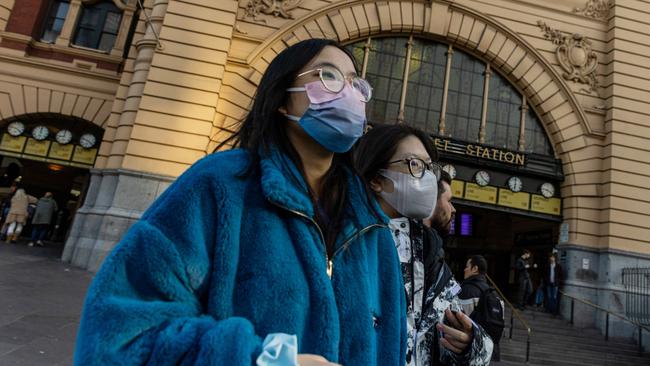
245, 0, 303, 23
537, 21, 599, 95
573, 0, 612, 20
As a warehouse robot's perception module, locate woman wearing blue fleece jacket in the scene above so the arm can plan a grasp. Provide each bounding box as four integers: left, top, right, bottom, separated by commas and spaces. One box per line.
75, 39, 407, 365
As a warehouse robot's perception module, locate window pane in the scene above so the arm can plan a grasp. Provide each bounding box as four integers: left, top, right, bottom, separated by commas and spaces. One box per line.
98, 33, 117, 52
363, 37, 407, 124
403, 40, 446, 133
103, 11, 122, 34
485, 71, 522, 150
446, 51, 484, 142
40, 0, 70, 43
525, 108, 553, 155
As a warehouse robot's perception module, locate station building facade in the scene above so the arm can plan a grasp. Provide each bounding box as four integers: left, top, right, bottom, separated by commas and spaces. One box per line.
0, 0, 648, 346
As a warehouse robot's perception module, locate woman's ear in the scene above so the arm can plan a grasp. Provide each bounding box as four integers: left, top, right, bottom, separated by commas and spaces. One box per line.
369, 176, 383, 193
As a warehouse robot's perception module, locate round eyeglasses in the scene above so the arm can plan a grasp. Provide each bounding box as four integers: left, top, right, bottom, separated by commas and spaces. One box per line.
388, 157, 442, 179
295, 64, 373, 102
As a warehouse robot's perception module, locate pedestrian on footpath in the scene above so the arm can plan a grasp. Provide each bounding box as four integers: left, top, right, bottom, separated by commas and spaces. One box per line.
28, 192, 58, 247
76, 39, 407, 366
5, 188, 36, 243
544, 253, 562, 314
515, 249, 533, 310
459, 255, 505, 362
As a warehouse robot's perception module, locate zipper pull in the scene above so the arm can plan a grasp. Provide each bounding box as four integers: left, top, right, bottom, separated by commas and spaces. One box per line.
327, 259, 333, 278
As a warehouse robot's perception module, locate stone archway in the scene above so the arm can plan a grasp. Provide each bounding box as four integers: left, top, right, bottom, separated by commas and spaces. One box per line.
244, 0, 597, 165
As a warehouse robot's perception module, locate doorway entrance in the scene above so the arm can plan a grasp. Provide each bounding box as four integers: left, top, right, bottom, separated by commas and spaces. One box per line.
444, 204, 560, 302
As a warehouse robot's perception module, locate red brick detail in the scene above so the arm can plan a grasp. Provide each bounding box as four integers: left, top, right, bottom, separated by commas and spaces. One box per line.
0, 38, 29, 51
5, 0, 50, 39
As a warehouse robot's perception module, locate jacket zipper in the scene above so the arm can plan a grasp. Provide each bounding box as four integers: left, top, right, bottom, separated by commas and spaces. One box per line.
269, 200, 384, 278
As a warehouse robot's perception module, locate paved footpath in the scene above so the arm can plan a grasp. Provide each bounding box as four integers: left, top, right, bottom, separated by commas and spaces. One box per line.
0, 241, 93, 366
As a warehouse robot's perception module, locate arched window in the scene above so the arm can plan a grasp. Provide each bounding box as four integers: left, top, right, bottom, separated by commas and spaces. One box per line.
73, 0, 123, 52
347, 37, 553, 156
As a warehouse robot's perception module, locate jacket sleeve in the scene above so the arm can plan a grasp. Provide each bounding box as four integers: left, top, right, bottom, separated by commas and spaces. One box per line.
74, 164, 263, 365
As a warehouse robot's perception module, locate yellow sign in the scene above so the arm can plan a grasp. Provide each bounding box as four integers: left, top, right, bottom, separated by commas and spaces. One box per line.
0, 134, 26, 153
24, 138, 50, 157
464, 183, 497, 204
48, 142, 74, 161
72, 146, 97, 165
451, 180, 464, 199
498, 189, 531, 210
531, 195, 561, 216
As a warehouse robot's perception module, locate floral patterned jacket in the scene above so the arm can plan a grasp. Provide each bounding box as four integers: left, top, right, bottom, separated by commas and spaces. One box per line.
389, 218, 493, 366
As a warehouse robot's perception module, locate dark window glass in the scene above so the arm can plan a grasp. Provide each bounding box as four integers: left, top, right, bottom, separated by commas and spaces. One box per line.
73, 1, 122, 52
446, 51, 484, 142
363, 37, 407, 124
485, 71, 522, 151
41, 0, 70, 43
403, 40, 446, 133
525, 108, 553, 155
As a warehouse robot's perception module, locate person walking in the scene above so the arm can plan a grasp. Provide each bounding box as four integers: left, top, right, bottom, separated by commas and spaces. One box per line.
355, 124, 493, 366
459, 255, 505, 362
4, 188, 37, 243
515, 249, 533, 310
75, 39, 406, 366
544, 253, 562, 314
28, 192, 58, 247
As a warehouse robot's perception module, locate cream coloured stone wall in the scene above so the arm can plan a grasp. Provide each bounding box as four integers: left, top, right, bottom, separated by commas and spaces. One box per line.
0, 0, 13, 33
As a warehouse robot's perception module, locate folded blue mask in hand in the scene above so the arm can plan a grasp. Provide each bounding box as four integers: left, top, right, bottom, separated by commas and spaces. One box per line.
256, 333, 298, 366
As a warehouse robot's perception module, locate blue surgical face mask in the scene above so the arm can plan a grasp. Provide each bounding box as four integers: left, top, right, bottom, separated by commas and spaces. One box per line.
285, 81, 367, 153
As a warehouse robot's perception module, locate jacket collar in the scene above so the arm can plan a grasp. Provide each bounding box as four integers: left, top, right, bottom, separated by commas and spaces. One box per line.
259, 147, 388, 229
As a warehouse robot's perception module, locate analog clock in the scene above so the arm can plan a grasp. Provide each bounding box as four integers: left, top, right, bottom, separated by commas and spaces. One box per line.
442, 164, 457, 179
7, 121, 25, 136
32, 125, 49, 141
79, 133, 96, 148
507, 176, 523, 192
474, 170, 490, 187
55, 129, 73, 145
540, 182, 555, 198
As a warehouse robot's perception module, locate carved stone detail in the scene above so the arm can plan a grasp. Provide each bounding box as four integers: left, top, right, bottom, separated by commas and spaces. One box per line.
537, 21, 599, 94
573, 0, 612, 20
245, 0, 303, 22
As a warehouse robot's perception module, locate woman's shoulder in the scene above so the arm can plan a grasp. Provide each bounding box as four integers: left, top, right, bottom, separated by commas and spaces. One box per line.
182, 149, 255, 183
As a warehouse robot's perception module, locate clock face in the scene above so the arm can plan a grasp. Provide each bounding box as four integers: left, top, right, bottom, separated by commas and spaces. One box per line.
442, 164, 456, 179
32, 125, 49, 141
475, 170, 490, 187
540, 182, 555, 198
79, 133, 96, 148
7, 121, 25, 136
55, 129, 73, 145
508, 176, 523, 192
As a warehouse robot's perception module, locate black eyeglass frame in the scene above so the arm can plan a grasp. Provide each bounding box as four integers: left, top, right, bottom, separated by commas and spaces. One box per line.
387, 157, 442, 179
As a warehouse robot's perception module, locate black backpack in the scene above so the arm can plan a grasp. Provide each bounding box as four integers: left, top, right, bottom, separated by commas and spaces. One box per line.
469, 284, 505, 343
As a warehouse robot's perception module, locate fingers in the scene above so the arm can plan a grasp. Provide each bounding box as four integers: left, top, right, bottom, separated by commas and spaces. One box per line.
439, 337, 464, 354
297, 354, 341, 366
436, 322, 470, 344
456, 310, 474, 333
444, 309, 462, 330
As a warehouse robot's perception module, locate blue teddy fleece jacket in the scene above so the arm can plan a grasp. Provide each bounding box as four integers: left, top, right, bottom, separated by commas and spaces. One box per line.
75, 148, 407, 365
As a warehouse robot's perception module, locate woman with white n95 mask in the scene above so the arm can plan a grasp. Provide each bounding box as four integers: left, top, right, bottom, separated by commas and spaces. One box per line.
354, 124, 493, 366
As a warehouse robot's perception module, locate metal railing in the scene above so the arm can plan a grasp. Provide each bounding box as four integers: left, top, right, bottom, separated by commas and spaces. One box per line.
485, 274, 532, 362
622, 267, 650, 326
560, 289, 650, 355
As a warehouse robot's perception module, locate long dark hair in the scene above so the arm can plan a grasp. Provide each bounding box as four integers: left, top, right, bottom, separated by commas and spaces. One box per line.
218, 39, 358, 256
353, 123, 439, 187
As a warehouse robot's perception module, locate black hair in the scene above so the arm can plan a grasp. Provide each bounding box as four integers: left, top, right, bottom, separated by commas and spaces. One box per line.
469, 254, 487, 274
216, 39, 359, 257
353, 123, 439, 187
437, 170, 452, 199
